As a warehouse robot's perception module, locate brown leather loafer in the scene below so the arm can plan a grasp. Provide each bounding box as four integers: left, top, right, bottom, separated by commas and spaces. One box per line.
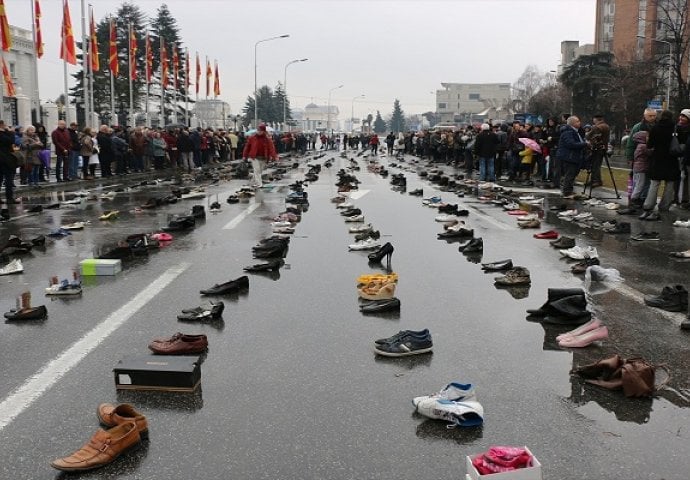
97, 403, 148, 436
148, 332, 208, 355
50, 421, 140, 471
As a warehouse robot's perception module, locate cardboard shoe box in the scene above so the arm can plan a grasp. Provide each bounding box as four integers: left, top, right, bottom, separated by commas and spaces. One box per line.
114, 355, 202, 392
79, 258, 122, 276
466, 447, 542, 480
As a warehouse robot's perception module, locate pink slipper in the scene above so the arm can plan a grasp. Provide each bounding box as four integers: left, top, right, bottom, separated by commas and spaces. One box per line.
558, 326, 608, 348
507, 210, 529, 216
556, 318, 602, 341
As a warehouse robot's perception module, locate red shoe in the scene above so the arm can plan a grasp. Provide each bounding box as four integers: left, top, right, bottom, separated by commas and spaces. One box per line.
507, 210, 529, 216
534, 230, 559, 239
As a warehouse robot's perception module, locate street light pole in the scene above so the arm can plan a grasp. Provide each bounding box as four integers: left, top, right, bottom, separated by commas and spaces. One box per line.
283, 58, 308, 132
327, 84, 344, 133
351, 94, 364, 132
254, 34, 289, 129
637, 35, 672, 109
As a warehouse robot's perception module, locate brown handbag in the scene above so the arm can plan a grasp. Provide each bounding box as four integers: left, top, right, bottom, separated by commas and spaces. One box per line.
573, 355, 669, 398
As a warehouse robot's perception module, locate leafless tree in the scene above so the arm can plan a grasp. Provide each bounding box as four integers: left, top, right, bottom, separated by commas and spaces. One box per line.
652, 0, 690, 109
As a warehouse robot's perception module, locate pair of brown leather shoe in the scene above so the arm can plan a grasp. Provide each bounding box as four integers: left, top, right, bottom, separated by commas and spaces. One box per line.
148, 332, 208, 354
50, 404, 147, 471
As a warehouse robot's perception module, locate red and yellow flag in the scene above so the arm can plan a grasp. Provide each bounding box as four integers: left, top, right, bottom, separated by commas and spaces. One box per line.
34, 0, 43, 58
89, 9, 99, 72
195, 52, 200, 95
60, 0, 76, 65
2, 56, 14, 96
213, 61, 220, 97
185, 48, 190, 92
108, 19, 118, 76
145, 33, 152, 83
206, 58, 212, 97
172, 46, 178, 89
161, 41, 168, 89
0, 0, 11, 52
129, 26, 137, 80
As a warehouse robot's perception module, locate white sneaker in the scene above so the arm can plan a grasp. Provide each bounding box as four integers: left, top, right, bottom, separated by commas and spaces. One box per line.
515, 214, 538, 222
524, 197, 544, 205
558, 209, 578, 217
271, 221, 295, 228
348, 223, 373, 233
413, 398, 484, 427
573, 212, 593, 221
673, 220, 690, 228
344, 214, 364, 222
560, 246, 598, 260
412, 382, 476, 407
0, 258, 23, 275
605, 202, 620, 210
348, 238, 381, 250
336, 202, 354, 209
503, 202, 520, 210
518, 195, 535, 201
435, 214, 458, 222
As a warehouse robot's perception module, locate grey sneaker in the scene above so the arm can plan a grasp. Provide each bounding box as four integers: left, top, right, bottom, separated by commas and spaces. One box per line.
494, 266, 531, 285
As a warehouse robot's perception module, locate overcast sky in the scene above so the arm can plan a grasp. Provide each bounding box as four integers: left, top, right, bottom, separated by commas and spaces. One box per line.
8, 0, 595, 121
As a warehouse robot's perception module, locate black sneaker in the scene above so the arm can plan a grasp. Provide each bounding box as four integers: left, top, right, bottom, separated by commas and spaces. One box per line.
550, 236, 575, 249
604, 222, 631, 234
178, 301, 225, 321
631, 231, 660, 241
644, 285, 688, 311
359, 297, 401, 314
374, 329, 429, 346
373, 331, 433, 357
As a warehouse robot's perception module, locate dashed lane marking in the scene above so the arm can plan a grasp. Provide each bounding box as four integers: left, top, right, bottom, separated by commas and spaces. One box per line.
0, 262, 190, 431
222, 202, 260, 230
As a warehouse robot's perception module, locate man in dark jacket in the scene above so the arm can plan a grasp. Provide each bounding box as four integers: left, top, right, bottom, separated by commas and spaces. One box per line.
190, 128, 202, 167
96, 125, 113, 177
586, 114, 610, 188
0, 120, 17, 217
67, 122, 81, 180
473, 123, 499, 181
557, 116, 588, 199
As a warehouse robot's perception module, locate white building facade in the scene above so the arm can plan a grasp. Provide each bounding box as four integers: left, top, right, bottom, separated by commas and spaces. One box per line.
2, 26, 39, 127
436, 82, 512, 124
301, 103, 339, 132
192, 98, 231, 129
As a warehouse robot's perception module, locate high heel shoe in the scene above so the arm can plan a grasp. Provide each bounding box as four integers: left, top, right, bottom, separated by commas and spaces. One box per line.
368, 242, 394, 263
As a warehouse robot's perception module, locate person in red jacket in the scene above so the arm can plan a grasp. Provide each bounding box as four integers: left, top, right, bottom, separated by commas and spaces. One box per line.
242, 124, 278, 187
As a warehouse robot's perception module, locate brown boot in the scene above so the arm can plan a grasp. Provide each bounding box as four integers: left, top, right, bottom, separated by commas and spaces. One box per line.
97, 403, 148, 436
50, 421, 140, 471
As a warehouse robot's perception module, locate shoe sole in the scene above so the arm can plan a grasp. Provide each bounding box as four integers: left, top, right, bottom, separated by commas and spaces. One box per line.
373, 346, 433, 357
51, 439, 142, 471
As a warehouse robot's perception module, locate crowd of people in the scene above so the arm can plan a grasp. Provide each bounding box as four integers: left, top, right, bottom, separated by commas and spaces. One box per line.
1, 108, 689, 222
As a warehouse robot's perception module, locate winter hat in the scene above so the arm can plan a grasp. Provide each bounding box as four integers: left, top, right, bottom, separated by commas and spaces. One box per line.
481, 123, 490, 131
680, 109, 690, 120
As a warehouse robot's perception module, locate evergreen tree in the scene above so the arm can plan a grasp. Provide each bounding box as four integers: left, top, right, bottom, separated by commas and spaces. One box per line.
373, 111, 387, 133
242, 84, 288, 127
389, 99, 406, 133
274, 82, 293, 127
70, 3, 147, 126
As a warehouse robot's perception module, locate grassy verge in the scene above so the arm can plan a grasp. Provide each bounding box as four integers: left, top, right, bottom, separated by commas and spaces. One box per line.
576, 167, 630, 195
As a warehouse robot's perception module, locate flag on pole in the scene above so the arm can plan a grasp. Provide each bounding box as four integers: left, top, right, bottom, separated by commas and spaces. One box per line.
89, 8, 99, 71
213, 61, 220, 97
60, 0, 76, 65
206, 58, 211, 97
161, 41, 168, 89
129, 25, 137, 80
34, 0, 43, 58
185, 48, 190, 92
108, 19, 118, 76
195, 52, 200, 95
0, 0, 11, 52
2, 56, 14, 96
172, 46, 179, 89
145, 32, 152, 83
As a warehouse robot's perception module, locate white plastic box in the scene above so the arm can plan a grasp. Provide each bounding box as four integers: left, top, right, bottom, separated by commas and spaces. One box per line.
79, 259, 122, 276
466, 447, 542, 480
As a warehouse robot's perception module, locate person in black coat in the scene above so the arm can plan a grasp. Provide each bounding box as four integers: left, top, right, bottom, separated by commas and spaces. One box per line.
473, 124, 499, 181
96, 126, 114, 177
557, 116, 588, 198
641, 109, 680, 219
0, 120, 17, 215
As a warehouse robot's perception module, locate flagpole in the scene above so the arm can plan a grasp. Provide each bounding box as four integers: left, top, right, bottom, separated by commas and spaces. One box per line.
80, 0, 88, 127
30, 1, 41, 125
128, 22, 133, 127
173, 48, 177, 125
184, 47, 189, 127
195, 51, 199, 128
144, 32, 149, 128
87, 5, 94, 128
159, 36, 164, 127
109, 17, 115, 126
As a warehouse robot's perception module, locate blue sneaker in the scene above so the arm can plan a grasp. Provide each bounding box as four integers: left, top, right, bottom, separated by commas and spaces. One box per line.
413, 398, 484, 427
412, 382, 476, 407
374, 329, 429, 346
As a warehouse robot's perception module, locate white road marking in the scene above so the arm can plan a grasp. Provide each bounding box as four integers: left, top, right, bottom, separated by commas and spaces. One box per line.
223, 202, 260, 230
0, 262, 190, 431
349, 190, 370, 200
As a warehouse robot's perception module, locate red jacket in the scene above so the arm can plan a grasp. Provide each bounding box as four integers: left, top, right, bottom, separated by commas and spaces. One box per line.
51, 127, 71, 156
242, 133, 277, 161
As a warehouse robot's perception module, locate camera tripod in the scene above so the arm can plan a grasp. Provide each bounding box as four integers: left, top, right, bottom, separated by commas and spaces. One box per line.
582, 152, 620, 199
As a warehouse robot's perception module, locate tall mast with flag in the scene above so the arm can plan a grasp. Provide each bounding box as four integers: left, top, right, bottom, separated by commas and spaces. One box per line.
195, 51, 200, 124
31, 0, 43, 122
184, 47, 190, 126
88, 6, 98, 128
108, 18, 118, 125
128, 23, 136, 126
60, 0, 76, 124
214, 61, 222, 128
160, 38, 168, 126
145, 32, 152, 127
205, 56, 211, 100
0, 0, 11, 113
172, 45, 178, 124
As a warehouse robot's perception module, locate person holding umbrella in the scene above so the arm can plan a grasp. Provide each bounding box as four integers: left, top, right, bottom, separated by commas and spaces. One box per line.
243, 123, 278, 188
518, 137, 541, 183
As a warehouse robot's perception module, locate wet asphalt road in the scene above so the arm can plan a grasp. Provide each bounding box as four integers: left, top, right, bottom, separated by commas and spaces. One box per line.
0, 153, 689, 480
